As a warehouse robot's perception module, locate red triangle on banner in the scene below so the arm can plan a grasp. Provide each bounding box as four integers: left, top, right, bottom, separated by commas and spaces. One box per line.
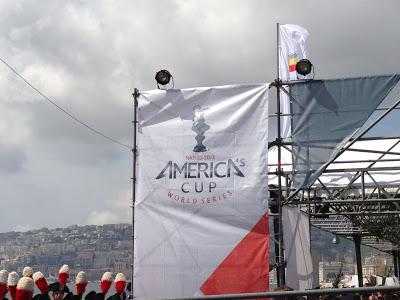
200, 213, 270, 295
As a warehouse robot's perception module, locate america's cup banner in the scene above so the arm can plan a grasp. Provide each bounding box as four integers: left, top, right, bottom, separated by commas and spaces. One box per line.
134, 84, 269, 299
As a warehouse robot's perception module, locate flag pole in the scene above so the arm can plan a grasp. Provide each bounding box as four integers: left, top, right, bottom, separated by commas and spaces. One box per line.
277, 23, 280, 80
131, 88, 140, 297
276, 22, 286, 287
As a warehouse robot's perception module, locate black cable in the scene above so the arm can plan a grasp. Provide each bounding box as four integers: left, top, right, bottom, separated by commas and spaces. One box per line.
0, 56, 132, 150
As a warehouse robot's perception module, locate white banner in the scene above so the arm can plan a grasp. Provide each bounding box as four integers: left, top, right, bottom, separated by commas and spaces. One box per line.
282, 206, 313, 290
134, 84, 270, 299
279, 24, 309, 138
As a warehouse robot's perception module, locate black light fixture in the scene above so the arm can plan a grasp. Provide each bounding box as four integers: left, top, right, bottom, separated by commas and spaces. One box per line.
295, 59, 313, 77
155, 69, 174, 89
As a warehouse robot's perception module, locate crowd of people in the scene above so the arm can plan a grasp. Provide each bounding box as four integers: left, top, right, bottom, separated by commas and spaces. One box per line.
1, 266, 397, 300
0, 265, 128, 300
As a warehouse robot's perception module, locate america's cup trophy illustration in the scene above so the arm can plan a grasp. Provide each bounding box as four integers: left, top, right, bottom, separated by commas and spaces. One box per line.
192, 105, 210, 152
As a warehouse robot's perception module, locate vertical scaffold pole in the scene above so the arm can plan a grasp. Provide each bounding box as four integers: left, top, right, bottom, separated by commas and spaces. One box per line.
276, 22, 286, 286
393, 251, 399, 278
397, 252, 400, 277
354, 235, 363, 287
131, 88, 140, 297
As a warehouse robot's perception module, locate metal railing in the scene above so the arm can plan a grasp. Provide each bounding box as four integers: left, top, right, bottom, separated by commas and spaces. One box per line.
162, 286, 400, 300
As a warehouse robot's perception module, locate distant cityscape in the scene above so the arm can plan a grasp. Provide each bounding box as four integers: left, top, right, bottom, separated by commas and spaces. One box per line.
0, 223, 394, 286
0, 224, 132, 281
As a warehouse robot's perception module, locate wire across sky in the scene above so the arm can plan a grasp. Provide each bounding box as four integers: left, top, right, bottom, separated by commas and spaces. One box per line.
0, 56, 133, 150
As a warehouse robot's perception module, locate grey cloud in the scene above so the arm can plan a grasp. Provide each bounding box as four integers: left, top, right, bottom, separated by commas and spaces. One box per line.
0, 0, 399, 232
0, 143, 26, 173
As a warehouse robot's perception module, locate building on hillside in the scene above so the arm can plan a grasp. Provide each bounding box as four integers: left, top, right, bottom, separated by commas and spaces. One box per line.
319, 261, 354, 283
362, 255, 392, 276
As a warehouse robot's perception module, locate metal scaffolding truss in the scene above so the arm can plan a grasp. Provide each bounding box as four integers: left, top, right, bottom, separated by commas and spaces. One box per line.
269, 135, 400, 252
266, 72, 400, 288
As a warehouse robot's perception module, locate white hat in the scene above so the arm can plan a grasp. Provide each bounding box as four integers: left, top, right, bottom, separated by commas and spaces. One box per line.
22, 267, 33, 278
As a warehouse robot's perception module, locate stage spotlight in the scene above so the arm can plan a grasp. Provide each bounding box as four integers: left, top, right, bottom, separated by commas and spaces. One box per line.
155, 70, 173, 88
295, 59, 313, 76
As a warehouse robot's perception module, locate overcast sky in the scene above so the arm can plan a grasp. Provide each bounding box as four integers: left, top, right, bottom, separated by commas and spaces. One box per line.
0, 0, 399, 232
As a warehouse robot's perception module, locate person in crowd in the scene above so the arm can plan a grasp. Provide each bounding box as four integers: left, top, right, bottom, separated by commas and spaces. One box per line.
32, 272, 49, 300
361, 293, 371, 300
369, 293, 379, 300
48, 283, 69, 300
85, 272, 113, 300
380, 292, 393, 300
22, 268, 33, 279
98, 272, 113, 300
106, 273, 126, 300
57, 266, 69, 290
125, 282, 132, 300
76, 272, 87, 298
15, 277, 34, 300
65, 271, 88, 300
272, 285, 295, 300
48, 265, 70, 300
0, 270, 8, 300
4, 266, 133, 300
7, 272, 19, 300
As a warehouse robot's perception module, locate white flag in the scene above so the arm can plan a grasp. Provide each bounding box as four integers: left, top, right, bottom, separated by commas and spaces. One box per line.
278, 24, 309, 138
135, 84, 270, 299
279, 24, 309, 81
